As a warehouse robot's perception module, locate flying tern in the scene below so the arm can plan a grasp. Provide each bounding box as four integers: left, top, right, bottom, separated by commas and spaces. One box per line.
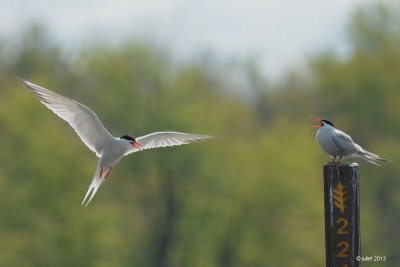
312, 117, 388, 165
17, 77, 215, 206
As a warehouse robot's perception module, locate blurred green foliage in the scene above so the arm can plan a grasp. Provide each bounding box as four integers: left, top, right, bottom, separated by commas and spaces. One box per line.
0, 3, 399, 267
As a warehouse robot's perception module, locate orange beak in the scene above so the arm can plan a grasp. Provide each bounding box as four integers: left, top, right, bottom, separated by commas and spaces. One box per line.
311, 117, 322, 129
131, 141, 143, 150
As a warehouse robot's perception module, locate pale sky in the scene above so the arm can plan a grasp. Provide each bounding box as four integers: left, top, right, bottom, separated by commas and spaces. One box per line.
1, 0, 374, 80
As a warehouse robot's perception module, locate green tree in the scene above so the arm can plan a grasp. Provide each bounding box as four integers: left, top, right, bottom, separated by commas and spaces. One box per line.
0, 3, 399, 266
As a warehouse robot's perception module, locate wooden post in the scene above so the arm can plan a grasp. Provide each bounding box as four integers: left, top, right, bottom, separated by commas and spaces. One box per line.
324, 163, 360, 267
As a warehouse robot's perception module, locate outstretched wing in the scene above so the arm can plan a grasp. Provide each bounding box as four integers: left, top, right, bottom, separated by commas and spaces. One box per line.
17, 77, 114, 157
125, 131, 215, 155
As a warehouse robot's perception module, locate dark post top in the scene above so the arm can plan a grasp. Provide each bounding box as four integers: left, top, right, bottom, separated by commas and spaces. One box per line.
323, 163, 360, 267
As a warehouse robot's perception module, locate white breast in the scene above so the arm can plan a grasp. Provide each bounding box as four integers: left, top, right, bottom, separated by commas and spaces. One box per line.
316, 127, 342, 156
100, 138, 130, 167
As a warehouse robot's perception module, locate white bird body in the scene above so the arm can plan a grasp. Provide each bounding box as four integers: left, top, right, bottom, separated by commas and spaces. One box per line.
17, 77, 215, 206
313, 118, 387, 165
316, 125, 358, 157
100, 138, 131, 166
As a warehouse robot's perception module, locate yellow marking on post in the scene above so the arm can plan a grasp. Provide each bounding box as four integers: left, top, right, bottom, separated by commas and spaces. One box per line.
337, 241, 350, 257
337, 218, 349, 234
333, 183, 348, 214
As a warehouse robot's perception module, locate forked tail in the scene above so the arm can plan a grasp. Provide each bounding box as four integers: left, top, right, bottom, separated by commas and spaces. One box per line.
359, 149, 389, 166
82, 164, 107, 207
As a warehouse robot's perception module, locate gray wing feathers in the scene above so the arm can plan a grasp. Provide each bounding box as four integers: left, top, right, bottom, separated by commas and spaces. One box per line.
332, 129, 388, 165
331, 131, 357, 155
125, 132, 215, 155
18, 78, 114, 157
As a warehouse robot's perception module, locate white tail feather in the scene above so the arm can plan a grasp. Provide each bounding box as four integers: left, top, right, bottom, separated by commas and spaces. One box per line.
357, 148, 388, 166
82, 164, 106, 207
359, 154, 381, 166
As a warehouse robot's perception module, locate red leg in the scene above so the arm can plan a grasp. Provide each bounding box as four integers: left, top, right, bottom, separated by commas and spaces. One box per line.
104, 167, 112, 179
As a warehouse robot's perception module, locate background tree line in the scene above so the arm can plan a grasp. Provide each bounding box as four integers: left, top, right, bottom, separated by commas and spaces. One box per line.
0, 3, 398, 267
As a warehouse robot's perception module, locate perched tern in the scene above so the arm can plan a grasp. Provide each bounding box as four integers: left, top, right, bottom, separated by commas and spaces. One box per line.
312, 117, 388, 165
17, 77, 215, 206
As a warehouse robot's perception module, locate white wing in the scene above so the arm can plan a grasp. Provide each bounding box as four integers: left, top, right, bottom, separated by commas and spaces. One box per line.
331, 129, 358, 155
18, 77, 114, 157
125, 131, 215, 155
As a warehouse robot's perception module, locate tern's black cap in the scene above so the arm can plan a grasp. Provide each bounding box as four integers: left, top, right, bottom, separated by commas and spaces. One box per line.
321, 119, 335, 127
120, 135, 136, 141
